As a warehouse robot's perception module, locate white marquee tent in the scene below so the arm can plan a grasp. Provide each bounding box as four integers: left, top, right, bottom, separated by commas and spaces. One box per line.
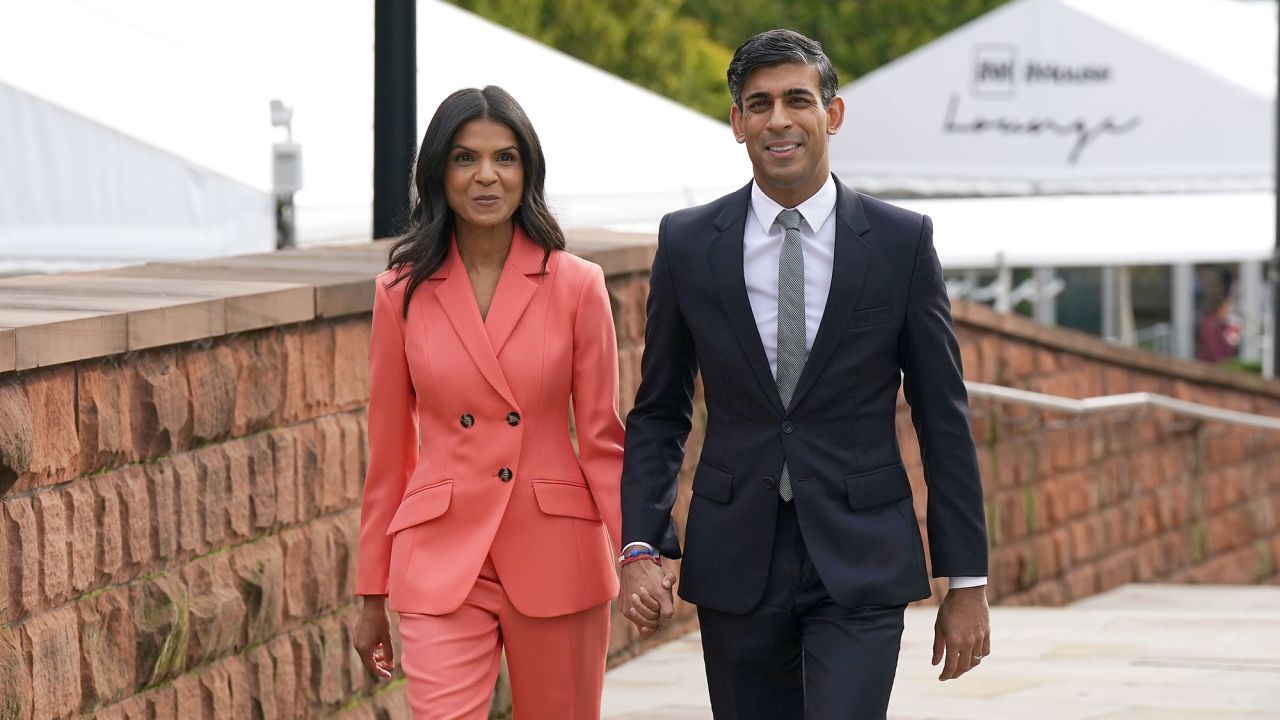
0, 0, 749, 272
831, 0, 1275, 196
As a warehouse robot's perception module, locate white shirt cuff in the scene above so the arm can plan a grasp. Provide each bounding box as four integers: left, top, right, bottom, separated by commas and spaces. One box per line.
622, 541, 657, 554
948, 576, 987, 589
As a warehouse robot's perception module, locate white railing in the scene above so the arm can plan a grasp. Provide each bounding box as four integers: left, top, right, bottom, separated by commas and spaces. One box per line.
965, 381, 1280, 432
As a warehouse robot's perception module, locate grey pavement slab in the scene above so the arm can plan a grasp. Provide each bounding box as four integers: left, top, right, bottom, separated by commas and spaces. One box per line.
601, 584, 1280, 719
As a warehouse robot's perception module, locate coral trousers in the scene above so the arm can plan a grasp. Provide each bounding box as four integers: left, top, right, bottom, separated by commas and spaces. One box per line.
397, 557, 611, 719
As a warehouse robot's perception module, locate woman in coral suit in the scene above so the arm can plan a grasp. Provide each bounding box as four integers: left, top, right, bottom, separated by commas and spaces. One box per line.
352, 85, 626, 719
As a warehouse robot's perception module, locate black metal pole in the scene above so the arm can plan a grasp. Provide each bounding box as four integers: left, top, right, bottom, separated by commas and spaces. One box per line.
374, 0, 416, 240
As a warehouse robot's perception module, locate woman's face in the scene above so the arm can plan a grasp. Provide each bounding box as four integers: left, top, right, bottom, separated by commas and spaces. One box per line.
444, 118, 525, 232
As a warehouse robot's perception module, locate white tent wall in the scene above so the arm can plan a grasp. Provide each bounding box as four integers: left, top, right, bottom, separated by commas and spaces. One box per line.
830, 0, 1276, 196
0, 81, 274, 272
0, 0, 750, 266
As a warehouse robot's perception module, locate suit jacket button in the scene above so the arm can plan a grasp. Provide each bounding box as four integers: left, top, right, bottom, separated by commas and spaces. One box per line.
782, 421, 794, 434
460, 413, 475, 429
507, 412, 521, 427
762, 476, 776, 489
498, 467, 513, 482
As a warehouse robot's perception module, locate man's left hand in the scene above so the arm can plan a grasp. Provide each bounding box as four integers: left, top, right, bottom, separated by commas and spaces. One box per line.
931, 585, 991, 681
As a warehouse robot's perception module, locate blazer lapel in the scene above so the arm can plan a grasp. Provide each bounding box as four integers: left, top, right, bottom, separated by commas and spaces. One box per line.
484, 227, 545, 357
433, 240, 519, 409
790, 182, 873, 410
711, 184, 785, 417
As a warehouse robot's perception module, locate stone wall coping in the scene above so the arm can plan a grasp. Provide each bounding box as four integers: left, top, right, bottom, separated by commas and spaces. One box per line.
2, 232, 1277, 401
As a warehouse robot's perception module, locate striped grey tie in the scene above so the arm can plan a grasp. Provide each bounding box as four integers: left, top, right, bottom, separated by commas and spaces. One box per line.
775, 208, 806, 502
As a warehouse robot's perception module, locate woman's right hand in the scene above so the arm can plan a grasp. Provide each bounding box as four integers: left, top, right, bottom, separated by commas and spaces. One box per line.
353, 595, 395, 679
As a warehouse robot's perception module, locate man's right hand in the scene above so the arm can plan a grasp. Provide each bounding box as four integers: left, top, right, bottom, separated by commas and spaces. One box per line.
619, 560, 676, 638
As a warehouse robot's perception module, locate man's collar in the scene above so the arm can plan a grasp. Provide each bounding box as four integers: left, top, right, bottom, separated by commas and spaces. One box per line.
749, 174, 838, 235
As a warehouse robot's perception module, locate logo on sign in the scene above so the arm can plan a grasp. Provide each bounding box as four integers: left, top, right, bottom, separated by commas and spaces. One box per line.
973, 45, 1016, 98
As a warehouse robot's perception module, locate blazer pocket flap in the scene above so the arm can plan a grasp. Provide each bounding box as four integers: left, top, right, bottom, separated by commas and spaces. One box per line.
845, 464, 911, 510
847, 305, 894, 329
385, 483, 453, 535
692, 462, 733, 504
532, 481, 601, 521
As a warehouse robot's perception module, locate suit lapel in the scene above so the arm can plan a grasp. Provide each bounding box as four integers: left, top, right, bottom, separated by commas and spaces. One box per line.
789, 182, 873, 410
711, 184, 785, 416
433, 238, 519, 409
484, 227, 545, 357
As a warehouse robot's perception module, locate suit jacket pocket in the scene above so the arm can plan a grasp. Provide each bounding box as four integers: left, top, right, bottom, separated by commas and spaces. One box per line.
692, 461, 733, 504
386, 482, 453, 535
845, 305, 894, 330
532, 480, 601, 521
844, 463, 911, 510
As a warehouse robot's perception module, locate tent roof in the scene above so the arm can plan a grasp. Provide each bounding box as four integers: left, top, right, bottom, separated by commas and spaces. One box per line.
829, 0, 1276, 196
896, 191, 1275, 268
0, 0, 749, 247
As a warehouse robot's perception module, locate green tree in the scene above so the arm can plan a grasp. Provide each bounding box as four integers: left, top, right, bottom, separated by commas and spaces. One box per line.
444, 0, 1012, 119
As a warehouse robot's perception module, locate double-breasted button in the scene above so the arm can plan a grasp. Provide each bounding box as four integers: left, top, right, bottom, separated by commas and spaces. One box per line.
460, 413, 475, 429
762, 476, 776, 489
782, 421, 794, 434
498, 467, 513, 482
506, 411, 521, 427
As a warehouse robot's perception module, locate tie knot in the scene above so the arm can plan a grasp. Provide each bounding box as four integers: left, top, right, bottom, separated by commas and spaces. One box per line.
776, 208, 803, 232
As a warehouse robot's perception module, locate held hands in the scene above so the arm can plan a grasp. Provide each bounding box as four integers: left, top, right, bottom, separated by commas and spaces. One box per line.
618, 558, 676, 638
353, 595, 396, 679
932, 585, 992, 681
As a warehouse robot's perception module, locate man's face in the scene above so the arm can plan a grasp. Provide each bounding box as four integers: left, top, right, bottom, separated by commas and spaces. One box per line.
730, 63, 844, 204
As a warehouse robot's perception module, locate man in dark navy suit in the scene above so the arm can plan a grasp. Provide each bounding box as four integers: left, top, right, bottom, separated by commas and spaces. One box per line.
617, 29, 991, 719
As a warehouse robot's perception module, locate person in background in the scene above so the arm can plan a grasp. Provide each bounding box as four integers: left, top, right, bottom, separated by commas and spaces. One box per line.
352, 85, 626, 720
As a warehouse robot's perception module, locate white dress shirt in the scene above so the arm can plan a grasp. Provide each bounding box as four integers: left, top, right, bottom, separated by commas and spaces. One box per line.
626, 175, 985, 590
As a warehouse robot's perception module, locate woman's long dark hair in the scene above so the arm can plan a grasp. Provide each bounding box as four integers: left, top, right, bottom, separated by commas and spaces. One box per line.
385, 86, 565, 317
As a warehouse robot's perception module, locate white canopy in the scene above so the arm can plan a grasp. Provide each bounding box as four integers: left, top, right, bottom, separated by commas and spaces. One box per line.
895, 191, 1275, 269
830, 0, 1277, 196
0, 0, 749, 271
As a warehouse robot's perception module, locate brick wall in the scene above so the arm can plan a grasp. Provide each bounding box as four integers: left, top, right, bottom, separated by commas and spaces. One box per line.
3, 239, 1279, 718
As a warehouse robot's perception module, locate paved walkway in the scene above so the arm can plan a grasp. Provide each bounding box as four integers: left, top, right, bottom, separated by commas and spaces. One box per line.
601, 584, 1280, 719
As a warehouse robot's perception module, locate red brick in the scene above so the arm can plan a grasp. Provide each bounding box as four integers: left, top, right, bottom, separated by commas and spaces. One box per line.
0, 379, 34, 495
184, 555, 245, 667
200, 664, 235, 720
271, 432, 300, 526
333, 319, 371, 410
146, 461, 179, 562
132, 574, 190, 687
146, 686, 177, 720
5, 497, 40, 619
184, 344, 237, 443
77, 362, 135, 474
340, 414, 366, 507
247, 645, 279, 720
194, 446, 229, 547
26, 606, 82, 718
172, 674, 204, 720
23, 367, 79, 489
37, 491, 71, 606
66, 483, 97, 593
246, 435, 277, 531
268, 634, 299, 718
117, 466, 154, 567
93, 695, 149, 720
232, 333, 285, 436
78, 587, 136, 707
232, 540, 284, 646
224, 442, 253, 539
172, 454, 204, 555
279, 529, 312, 622
315, 417, 346, 513
0, 624, 32, 720
96, 473, 125, 583
225, 655, 254, 719
311, 616, 347, 705
132, 349, 192, 460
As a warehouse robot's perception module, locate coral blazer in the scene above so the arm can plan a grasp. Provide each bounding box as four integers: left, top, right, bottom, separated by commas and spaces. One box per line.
356, 228, 624, 618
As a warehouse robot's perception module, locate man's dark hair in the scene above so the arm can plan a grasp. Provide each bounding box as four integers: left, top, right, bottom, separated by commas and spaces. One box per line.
727, 29, 839, 110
